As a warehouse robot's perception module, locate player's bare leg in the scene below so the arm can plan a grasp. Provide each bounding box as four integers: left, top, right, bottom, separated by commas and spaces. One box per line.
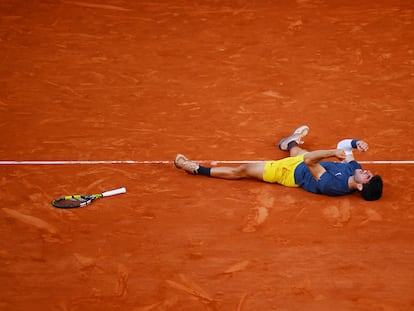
288, 145, 308, 157
174, 154, 266, 181
210, 162, 266, 180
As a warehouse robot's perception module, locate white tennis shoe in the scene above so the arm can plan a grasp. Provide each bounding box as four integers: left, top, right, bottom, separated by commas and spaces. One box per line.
174, 154, 199, 174
278, 125, 309, 151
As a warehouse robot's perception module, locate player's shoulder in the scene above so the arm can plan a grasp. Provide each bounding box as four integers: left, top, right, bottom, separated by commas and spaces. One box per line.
346, 160, 362, 169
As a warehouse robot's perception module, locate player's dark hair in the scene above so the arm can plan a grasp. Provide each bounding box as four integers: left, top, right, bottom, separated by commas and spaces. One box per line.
361, 175, 383, 201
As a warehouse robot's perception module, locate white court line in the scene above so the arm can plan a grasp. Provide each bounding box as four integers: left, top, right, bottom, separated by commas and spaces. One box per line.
0, 160, 413, 165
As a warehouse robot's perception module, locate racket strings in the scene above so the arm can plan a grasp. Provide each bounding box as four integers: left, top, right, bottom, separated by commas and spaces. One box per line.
52, 195, 94, 208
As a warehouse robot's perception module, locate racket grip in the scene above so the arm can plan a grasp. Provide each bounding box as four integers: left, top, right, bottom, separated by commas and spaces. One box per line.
102, 187, 126, 197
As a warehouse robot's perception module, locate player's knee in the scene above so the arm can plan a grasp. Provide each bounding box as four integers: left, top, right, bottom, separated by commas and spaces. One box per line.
235, 164, 249, 178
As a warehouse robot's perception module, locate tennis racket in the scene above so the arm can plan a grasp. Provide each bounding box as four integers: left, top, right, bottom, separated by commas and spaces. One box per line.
51, 187, 126, 208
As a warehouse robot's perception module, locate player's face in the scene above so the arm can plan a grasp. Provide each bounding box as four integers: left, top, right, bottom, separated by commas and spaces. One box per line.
354, 169, 373, 184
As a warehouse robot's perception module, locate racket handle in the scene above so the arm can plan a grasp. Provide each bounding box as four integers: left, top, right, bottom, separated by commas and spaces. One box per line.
102, 187, 126, 197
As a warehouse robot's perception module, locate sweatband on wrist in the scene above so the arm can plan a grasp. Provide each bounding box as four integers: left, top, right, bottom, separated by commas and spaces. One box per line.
351, 139, 359, 149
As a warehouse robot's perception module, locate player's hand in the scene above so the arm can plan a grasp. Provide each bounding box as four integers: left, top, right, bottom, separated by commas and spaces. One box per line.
335, 149, 347, 160
356, 140, 369, 152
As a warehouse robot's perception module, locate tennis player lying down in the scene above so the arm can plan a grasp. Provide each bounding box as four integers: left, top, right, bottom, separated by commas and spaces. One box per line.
174, 125, 383, 201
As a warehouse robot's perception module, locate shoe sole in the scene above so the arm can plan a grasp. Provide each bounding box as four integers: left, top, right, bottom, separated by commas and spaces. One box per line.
174, 154, 187, 169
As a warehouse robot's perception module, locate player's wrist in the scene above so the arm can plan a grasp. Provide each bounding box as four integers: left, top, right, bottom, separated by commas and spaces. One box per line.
351, 139, 359, 149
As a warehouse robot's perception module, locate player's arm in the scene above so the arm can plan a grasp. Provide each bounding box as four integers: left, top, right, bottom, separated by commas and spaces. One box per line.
337, 139, 368, 163
303, 149, 346, 181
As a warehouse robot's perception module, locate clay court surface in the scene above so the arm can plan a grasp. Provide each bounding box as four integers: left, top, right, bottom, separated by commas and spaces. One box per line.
1, 1, 414, 310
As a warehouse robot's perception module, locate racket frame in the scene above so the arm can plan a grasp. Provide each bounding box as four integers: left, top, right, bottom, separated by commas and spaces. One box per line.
51, 187, 126, 208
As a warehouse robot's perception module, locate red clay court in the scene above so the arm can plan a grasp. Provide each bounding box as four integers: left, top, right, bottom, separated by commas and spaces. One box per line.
0, 1, 413, 310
